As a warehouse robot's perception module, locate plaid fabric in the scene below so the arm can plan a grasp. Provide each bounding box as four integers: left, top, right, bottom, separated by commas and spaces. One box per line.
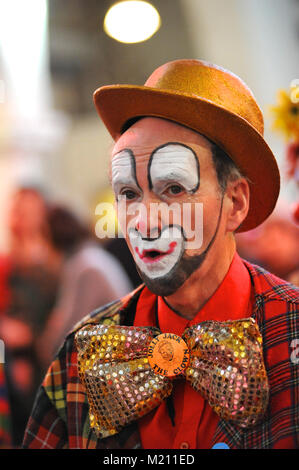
22, 261, 299, 449
0, 363, 12, 448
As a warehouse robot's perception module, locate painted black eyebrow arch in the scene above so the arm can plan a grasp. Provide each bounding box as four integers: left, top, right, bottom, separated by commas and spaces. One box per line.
147, 142, 200, 193
112, 148, 142, 191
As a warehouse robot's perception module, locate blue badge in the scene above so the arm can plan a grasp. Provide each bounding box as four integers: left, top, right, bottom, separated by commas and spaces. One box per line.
212, 442, 230, 449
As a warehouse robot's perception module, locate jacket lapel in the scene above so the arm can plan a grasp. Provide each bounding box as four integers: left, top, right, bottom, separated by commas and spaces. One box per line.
96, 287, 144, 449
211, 263, 268, 449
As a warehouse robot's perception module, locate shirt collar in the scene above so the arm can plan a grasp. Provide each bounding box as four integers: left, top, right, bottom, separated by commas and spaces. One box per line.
134, 252, 252, 337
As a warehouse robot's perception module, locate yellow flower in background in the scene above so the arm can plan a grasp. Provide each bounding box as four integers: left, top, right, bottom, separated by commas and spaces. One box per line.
270, 87, 299, 141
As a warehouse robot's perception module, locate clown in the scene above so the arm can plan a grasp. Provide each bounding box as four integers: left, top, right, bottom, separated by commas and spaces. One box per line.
23, 60, 298, 449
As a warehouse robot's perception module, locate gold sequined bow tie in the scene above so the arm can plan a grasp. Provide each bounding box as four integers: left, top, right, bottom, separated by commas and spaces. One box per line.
76, 318, 269, 439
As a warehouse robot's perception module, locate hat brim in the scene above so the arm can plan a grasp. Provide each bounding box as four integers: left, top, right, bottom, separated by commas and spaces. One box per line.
94, 85, 280, 232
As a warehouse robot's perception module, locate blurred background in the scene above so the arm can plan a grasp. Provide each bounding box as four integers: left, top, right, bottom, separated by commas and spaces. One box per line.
0, 0, 298, 448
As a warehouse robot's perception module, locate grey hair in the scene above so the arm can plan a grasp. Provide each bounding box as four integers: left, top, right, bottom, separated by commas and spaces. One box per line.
210, 142, 245, 193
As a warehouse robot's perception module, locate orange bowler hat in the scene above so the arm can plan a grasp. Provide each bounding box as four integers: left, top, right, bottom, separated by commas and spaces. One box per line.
93, 59, 280, 232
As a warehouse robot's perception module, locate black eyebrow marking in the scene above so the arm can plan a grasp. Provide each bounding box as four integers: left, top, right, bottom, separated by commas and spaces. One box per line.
147, 142, 200, 193
113, 148, 141, 191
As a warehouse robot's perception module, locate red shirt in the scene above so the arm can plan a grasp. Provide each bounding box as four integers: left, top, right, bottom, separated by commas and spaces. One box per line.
134, 253, 253, 449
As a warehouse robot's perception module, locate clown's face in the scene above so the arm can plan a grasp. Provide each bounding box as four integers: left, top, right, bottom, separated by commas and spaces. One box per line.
110, 117, 229, 296
158, 341, 174, 361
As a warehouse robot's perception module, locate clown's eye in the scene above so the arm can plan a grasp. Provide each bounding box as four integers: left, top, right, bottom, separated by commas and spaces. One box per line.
165, 184, 184, 196
119, 189, 138, 200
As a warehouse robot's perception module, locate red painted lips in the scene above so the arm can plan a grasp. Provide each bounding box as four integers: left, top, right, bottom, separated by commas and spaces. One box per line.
135, 242, 177, 264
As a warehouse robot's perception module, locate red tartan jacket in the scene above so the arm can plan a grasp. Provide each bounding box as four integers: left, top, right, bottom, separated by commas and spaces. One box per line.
22, 261, 299, 449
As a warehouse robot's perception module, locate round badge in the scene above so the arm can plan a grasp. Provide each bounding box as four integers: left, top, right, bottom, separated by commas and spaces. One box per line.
147, 333, 190, 377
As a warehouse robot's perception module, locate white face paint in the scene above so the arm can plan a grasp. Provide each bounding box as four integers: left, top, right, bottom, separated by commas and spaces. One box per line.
111, 149, 140, 199
149, 143, 199, 195
112, 143, 200, 284
128, 226, 184, 279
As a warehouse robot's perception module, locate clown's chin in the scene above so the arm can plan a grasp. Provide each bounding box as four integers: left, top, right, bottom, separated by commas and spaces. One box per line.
138, 271, 186, 296
136, 251, 209, 297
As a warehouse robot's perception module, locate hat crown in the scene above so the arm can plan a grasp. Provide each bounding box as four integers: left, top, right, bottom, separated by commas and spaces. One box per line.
145, 59, 264, 135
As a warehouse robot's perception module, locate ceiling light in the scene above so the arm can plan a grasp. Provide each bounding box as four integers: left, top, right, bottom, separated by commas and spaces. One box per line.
104, 1, 161, 44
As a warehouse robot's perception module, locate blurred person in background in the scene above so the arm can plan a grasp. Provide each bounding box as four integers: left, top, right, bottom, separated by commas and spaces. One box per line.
39, 205, 133, 367
105, 237, 142, 288
0, 187, 60, 446
236, 202, 299, 286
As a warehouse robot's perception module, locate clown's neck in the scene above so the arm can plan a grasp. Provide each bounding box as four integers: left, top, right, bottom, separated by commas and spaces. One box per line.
163, 239, 236, 320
